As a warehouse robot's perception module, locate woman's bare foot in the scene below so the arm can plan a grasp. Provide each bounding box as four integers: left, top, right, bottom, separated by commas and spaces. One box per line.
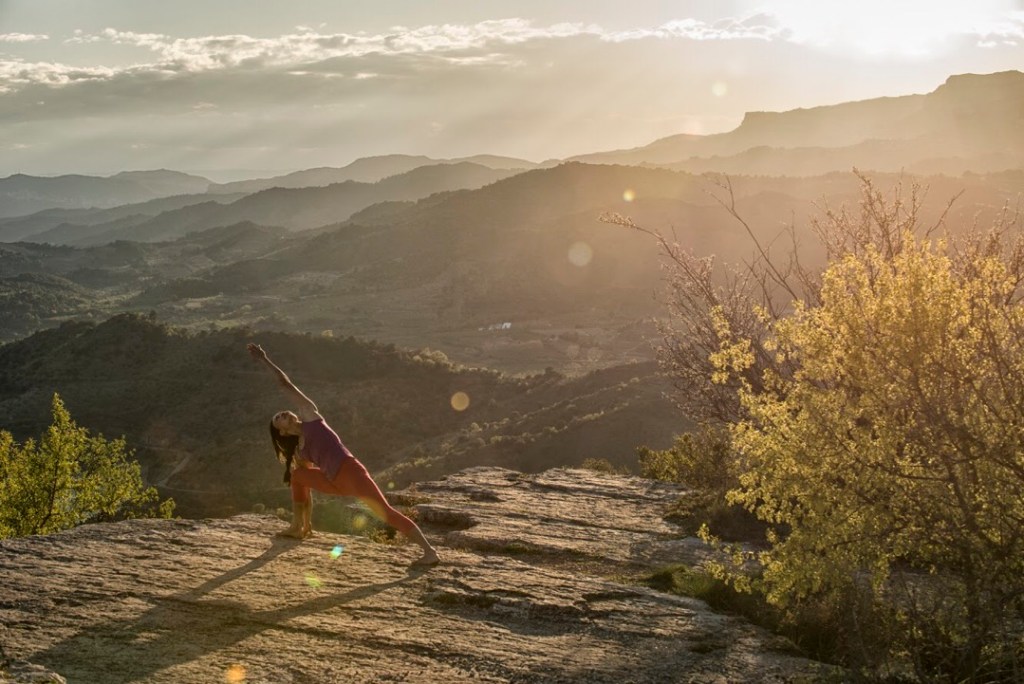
409, 550, 440, 567
276, 525, 312, 539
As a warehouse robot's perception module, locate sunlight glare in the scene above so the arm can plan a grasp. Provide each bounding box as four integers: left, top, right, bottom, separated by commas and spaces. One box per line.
568, 242, 593, 267
450, 391, 470, 411
304, 572, 322, 588
764, 0, 1016, 57
622, 188, 636, 202
330, 545, 344, 559
225, 665, 246, 683
711, 81, 728, 97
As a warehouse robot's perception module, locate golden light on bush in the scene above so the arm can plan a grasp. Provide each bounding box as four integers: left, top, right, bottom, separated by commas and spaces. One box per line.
450, 391, 470, 411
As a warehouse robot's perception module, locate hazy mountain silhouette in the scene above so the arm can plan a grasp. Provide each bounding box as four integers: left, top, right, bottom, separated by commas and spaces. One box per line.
206, 153, 540, 195
571, 71, 1024, 174
42, 162, 519, 246
663, 140, 1023, 178
0, 192, 247, 244
0, 170, 212, 219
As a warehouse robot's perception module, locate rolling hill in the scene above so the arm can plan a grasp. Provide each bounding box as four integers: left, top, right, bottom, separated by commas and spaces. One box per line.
205, 153, 541, 195
0, 170, 213, 219
13, 162, 520, 246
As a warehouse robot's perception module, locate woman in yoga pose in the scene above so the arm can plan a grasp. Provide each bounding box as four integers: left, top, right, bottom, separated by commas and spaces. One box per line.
247, 342, 440, 567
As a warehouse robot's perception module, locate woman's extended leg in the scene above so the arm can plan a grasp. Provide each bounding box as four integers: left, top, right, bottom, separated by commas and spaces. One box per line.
289, 460, 439, 564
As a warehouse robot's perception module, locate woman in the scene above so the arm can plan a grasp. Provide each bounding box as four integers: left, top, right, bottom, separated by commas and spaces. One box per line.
247, 342, 440, 567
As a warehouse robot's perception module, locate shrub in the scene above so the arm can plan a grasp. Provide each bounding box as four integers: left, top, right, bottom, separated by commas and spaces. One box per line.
0, 394, 175, 538
580, 457, 628, 475
637, 425, 735, 493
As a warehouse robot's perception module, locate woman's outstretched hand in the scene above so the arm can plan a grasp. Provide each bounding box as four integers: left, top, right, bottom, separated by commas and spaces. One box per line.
247, 343, 268, 362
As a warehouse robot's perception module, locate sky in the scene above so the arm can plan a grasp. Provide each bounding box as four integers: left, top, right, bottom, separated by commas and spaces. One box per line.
1, 0, 1022, 179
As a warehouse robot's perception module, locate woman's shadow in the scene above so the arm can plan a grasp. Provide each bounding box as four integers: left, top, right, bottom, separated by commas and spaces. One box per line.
31, 536, 418, 684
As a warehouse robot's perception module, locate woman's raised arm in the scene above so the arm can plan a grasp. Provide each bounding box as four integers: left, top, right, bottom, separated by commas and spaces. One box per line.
247, 343, 320, 420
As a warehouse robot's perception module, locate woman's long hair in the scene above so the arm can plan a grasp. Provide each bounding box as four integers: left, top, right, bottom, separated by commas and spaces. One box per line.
269, 422, 300, 484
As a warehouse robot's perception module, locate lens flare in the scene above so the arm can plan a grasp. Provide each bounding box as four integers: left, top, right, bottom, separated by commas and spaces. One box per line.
352, 514, 368, 531
304, 572, 322, 588
225, 665, 246, 683
711, 81, 728, 97
330, 545, 344, 559
568, 242, 593, 267
450, 392, 470, 411
622, 188, 636, 202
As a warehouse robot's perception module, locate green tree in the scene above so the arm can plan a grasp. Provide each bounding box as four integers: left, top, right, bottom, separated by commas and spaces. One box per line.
622, 173, 1024, 679
0, 394, 174, 538
720, 232, 1024, 680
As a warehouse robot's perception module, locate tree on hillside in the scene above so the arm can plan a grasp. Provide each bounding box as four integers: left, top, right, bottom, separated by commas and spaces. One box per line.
619, 174, 1024, 680
0, 394, 174, 538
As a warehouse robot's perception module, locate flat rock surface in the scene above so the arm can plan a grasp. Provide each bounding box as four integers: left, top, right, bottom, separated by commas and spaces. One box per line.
0, 467, 835, 683
410, 467, 723, 568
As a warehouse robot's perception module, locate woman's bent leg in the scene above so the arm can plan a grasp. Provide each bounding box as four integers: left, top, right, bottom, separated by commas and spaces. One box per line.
290, 467, 341, 502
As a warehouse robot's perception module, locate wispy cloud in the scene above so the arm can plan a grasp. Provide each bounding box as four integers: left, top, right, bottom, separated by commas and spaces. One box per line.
975, 11, 1024, 46
0, 33, 49, 43
605, 15, 784, 42
83, 20, 604, 71
0, 17, 788, 98
0, 60, 115, 93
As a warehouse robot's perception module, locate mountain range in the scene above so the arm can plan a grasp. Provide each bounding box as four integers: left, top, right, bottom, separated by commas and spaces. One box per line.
205, 153, 542, 195
3, 70, 1020, 232
0, 170, 212, 219
571, 71, 1024, 174
1, 162, 1019, 372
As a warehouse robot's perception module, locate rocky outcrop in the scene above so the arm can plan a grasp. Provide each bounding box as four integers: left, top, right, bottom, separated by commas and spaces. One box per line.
0, 467, 836, 683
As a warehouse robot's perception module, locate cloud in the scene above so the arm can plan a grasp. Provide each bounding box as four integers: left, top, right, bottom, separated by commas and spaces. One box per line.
0, 33, 49, 43
605, 15, 784, 42
0, 60, 116, 94
0, 17, 786, 104
974, 11, 1024, 45
73, 20, 609, 75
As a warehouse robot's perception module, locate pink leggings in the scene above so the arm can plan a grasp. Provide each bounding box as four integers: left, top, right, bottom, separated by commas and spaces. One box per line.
290, 458, 416, 537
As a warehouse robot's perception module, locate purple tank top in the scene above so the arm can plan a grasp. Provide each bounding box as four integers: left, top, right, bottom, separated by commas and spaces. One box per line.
300, 417, 354, 481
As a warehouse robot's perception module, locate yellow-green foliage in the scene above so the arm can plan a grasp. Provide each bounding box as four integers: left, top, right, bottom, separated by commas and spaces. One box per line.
638, 425, 735, 493
719, 233, 1024, 677
0, 394, 174, 538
